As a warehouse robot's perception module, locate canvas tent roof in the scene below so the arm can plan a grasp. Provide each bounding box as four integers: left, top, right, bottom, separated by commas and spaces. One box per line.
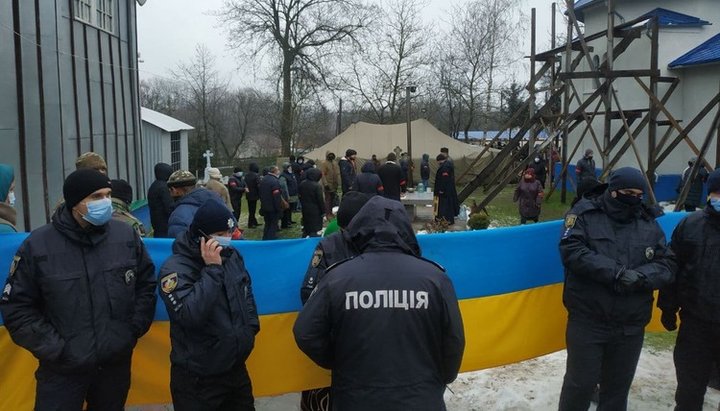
305, 119, 485, 161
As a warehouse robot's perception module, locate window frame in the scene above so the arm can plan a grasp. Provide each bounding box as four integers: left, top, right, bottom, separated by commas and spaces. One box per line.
73, 0, 115, 34
170, 132, 182, 171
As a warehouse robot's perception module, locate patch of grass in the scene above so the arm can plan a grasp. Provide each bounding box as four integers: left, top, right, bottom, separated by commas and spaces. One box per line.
236, 207, 306, 240
644, 331, 677, 352
463, 185, 572, 228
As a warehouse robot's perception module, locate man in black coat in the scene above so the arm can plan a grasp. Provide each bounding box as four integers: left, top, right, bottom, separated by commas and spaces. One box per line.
339, 149, 358, 196
659, 169, 720, 410
293, 196, 465, 411
377, 152, 402, 201
351, 162, 384, 196
147, 162, 175, 237
298, 168, 325, 238
558, 167, 676, 411
158, 198, 259, 410
245, 163, 262, 228
228, 166, 248, 220
434, 154, 459, 224
0, 169, 157, 411
259, 165, 282, 240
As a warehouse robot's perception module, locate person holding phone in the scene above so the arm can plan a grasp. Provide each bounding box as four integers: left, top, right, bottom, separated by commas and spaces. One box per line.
159, 198, 260, 410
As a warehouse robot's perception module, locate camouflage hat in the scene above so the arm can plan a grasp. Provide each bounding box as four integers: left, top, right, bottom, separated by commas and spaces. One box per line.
75, 152, 107, 173
167, 170, 197, 188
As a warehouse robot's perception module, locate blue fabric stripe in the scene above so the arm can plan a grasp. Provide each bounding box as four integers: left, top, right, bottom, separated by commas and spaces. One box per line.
0, 212, 686, 323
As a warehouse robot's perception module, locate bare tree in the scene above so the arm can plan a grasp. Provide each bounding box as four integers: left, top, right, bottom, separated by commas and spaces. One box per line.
172, 44, 230, 157
219, 0, 374, 155
140, 77, 185, 115
341, 0, 429, 124
446, 0, 524, 141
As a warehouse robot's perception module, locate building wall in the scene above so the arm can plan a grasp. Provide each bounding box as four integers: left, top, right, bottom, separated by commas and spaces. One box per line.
567, 0, 720, 175
140, 122, 170, 200
0, 0, 142, 230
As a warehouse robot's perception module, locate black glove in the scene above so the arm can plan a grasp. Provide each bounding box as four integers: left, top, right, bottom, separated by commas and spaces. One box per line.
614, 268, 647, 294
661, 310, 678, 331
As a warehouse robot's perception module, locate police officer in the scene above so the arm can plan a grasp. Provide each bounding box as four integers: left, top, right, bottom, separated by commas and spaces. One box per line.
558, 167, 676, 411
298, 192, 370, 411
0, 169, 157, 411
259, 165, 283, 240
159, 198, 259, 410
659, 169, 720, 410
293, 196, 465, 410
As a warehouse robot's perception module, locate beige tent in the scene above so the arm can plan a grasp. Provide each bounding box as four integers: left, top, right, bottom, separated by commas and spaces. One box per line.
306, 119, 486, 160
305, 119, 497, 184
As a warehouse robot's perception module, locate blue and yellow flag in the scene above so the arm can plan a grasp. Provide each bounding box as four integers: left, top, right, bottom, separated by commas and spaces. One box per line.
0, 213, 684, 408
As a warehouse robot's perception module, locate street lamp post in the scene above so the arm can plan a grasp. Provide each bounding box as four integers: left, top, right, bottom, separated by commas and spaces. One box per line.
406, 85, 417, 188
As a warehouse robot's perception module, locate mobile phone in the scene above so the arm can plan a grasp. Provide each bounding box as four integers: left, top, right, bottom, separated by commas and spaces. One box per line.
198, 229, 212, 242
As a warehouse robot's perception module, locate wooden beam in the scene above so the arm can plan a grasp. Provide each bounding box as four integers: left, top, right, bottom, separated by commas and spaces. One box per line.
559, 70, 660, 80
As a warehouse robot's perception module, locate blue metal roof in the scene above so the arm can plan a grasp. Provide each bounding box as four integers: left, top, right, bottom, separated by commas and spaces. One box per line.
669, 33, 720, 68
458, 130, 550, 141
639, 8, 710, 27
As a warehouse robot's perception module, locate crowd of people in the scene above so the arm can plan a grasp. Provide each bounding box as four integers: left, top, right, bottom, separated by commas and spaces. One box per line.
1, 149, 720, 411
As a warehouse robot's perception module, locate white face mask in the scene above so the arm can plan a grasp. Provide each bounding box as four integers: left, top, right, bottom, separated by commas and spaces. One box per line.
211, 235, 232, 247
7, 191, 15, 207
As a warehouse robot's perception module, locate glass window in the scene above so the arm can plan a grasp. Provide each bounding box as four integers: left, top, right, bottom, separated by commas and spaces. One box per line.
74, 0, 92, 23
171, 132, 182, 171
74, 0, 113, 33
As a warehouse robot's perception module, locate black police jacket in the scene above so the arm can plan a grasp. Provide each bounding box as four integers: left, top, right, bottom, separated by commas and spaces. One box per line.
0, 206, 157, 373
294, 196, 465, 410
559, 193, 676, 331
259, 174, 282, 214
158, 232, 259, 377
659, 206, 720, 323
244, 170, 261, 201
300, 230, 358, 304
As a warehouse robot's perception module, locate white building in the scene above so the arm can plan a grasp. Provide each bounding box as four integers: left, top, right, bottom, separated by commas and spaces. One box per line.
562, 0, 720, 196
140, 107, 193, 195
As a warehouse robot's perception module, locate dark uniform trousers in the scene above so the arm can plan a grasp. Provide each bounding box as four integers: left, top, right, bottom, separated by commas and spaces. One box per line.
231, 195, 243, 220
170, 364, 255, 411
559, 318, 644, 411
674, 315, 720, 411
34, 360, 131, 411
262, 211, 280, 240
247, 199, 259, 227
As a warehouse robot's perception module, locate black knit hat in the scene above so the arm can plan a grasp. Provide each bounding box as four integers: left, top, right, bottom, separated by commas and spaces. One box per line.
111, 179, 133, 205
608, 167, 646, 192
346, 149, 357, 157
707, 169, 720, 194
63, 168, 112, 209
189, 198, 236, 238
337, 191, 370, 228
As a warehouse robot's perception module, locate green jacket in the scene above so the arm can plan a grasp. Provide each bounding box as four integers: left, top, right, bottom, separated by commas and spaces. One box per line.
111, 198, 146, 237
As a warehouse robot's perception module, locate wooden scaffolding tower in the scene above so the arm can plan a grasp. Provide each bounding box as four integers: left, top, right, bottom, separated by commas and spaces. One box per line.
457, 0, 720, 211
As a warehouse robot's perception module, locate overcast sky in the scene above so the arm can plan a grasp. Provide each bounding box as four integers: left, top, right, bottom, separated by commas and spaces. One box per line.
136, 0, 560, 90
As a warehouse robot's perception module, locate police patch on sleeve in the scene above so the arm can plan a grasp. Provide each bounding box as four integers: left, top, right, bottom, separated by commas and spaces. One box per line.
311, 249, 323, 268
564, 214, 577, 229
645, 247, 655, 260
1, 283, 11, 301
8, 255, 20, 277
161, 273, 178, 294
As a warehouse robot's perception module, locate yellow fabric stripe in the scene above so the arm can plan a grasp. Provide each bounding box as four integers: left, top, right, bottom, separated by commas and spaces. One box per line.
0, 284, 666, 408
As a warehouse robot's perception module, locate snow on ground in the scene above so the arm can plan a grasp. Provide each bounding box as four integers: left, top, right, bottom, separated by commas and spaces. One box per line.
247, 347, 720, 411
